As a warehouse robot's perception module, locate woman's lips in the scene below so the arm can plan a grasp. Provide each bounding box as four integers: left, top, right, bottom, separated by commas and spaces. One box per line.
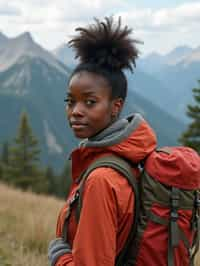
71, 123, 88, 130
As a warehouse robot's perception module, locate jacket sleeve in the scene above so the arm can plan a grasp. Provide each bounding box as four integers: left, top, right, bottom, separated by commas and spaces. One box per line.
56, 167, 119, 266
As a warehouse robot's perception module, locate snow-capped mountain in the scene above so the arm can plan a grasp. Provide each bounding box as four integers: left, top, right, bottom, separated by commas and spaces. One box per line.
0, 32, 74, 169
0, 32, 68, 74
129, 45, 200, 122
0, 33, 187, 169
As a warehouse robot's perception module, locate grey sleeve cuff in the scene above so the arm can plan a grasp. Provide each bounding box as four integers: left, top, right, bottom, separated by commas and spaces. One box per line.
48, 238, 71, 266
50, 248, 72, 266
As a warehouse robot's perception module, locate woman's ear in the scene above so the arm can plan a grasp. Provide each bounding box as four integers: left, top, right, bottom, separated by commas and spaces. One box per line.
111, 98, 124, 119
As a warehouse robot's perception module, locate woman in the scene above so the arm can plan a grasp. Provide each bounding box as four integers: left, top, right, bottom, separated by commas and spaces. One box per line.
48, 17, 157, 266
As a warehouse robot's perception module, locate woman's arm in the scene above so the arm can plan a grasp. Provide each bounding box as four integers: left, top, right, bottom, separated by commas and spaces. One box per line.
55, 167, 120, 266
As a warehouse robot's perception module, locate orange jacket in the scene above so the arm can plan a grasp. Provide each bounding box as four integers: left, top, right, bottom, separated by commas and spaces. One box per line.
56, 116, 157, 266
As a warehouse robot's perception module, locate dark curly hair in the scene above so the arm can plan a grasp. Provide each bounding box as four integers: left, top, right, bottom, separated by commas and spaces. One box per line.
68, 16, 141, 101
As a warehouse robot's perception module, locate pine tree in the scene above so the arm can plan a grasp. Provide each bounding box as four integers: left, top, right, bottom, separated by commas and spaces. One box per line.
0, 142, 10, 181
0, 164, 2, 180
45, 166, 56, 195
8, 112, 42, 190
1, 142, 10, 165
57, 160, 72, 198
179, 80, 200, 153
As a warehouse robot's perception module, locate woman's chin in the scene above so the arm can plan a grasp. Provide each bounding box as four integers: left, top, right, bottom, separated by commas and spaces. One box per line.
73, 130, 90, 139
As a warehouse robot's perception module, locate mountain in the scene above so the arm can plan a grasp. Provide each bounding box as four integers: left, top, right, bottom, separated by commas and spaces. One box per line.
126, 68, 173, 115
178, 46, 200, 66
164, 46, 193, 65
53, 43, 200, 124
157, 61, 200, 122
138, 52, 165, 74
52, 44, 187, 123
155, 47, 200, 122
0, 32, 75, 169
0, 32, 70, 74
138, 45, 193, 74
52, 43, 76, 68
52, 43, 187, 141
0, 56, 76, 169
0, 32, 9, 49
136, 45, 200, 122
123, 89, 186, 147
0, 33, 187, 171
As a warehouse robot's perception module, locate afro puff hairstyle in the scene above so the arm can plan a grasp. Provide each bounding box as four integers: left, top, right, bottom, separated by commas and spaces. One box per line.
68, 16, 141, 101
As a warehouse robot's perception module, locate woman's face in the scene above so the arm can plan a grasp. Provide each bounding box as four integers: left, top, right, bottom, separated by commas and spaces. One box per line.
65, 71, 123, 139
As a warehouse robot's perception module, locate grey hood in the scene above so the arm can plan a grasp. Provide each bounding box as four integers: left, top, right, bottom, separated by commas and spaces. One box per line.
79, 113, 144, 148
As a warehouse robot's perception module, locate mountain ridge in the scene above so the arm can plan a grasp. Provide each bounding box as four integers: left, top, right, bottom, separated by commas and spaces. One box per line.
0, 32, 191, 169
0, 32, 69, 74
0, 31, 9, 48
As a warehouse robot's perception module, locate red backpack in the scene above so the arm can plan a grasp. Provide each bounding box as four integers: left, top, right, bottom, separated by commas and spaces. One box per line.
62, 146, 200, 266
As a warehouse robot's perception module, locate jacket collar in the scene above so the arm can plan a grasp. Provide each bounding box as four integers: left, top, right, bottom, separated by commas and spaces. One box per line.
70, 113, 157, 182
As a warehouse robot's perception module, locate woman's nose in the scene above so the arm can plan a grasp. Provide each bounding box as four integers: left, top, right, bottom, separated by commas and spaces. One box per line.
71, 102, 85, 116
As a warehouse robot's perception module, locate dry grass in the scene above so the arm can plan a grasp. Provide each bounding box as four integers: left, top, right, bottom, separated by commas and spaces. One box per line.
0, 182, 199, 266
196, 253, 200, 266
0, 182, 64, 266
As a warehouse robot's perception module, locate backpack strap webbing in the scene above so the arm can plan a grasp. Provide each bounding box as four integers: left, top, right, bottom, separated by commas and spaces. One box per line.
62, 190, 80, 242
75, 155, 140, 266
190, 190, 200, 265
156, 147, 172, 154
168, 187, 180, 266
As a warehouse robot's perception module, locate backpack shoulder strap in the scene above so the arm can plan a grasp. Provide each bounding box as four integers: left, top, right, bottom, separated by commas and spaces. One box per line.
156, 147, 172, 154
76, 155, 139, 219
75, 155, 140, 265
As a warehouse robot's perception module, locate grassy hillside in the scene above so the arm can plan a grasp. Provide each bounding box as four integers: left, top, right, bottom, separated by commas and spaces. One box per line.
0, 182, 199, 265
0, 182, 64, 266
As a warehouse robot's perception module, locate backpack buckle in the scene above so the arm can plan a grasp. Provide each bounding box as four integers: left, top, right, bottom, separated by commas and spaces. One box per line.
192, 191, 200, 230
171, 211, 179, 222
195, 191, 200, 212
69, 191, 80, 205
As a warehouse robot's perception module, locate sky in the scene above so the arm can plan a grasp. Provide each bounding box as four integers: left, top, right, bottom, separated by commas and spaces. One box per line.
0, 0, 200, 55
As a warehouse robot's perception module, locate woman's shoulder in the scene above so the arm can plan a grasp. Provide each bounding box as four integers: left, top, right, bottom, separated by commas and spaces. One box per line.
85, 166, 132, 192
82, 166, 134, 213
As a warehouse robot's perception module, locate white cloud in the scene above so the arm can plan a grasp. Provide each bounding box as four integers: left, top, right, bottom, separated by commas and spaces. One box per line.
153, 3, 200, 27
115, 2, 200, 54
117, 2, 200, 31
0, 2, 21, 16
0, 1, 199, 54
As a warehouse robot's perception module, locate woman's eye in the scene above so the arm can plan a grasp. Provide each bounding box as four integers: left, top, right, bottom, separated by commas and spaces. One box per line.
64, 98, 75, 106
85, 99, 96, 106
